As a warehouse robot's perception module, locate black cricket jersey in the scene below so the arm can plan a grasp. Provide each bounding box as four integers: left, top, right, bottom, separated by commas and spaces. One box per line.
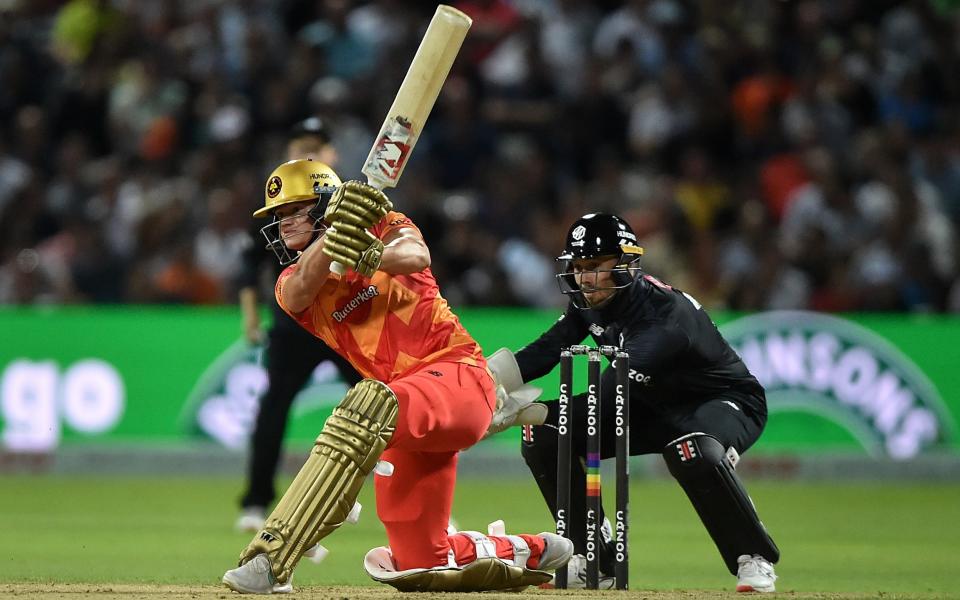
516, 274, 765, 414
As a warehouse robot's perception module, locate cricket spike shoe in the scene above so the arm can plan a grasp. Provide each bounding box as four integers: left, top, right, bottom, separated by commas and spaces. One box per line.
222, 554, 293, 594
736, 554, 777, 593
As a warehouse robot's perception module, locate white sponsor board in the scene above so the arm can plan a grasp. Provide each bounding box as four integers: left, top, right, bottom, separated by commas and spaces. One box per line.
181, 341, 349, 449
1, 359, 125, 452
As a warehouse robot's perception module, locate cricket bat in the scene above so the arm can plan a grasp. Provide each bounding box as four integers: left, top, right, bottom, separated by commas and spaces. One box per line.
330, 4, 472, 274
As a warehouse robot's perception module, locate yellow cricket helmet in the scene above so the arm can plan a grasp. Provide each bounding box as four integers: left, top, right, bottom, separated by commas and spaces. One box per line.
253, 158, 341, 218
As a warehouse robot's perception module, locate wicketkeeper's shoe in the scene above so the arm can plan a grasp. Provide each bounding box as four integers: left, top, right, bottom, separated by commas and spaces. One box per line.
541, 553, 616, 589
234, 506, 266, 533
222, 554, 293, 594
535, 532, 574, 571
736, 554, 777, 593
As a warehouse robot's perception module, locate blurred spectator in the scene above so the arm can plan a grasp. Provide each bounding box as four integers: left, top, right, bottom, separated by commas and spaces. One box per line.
152, 239, 223, 305
0, 0, 958, 313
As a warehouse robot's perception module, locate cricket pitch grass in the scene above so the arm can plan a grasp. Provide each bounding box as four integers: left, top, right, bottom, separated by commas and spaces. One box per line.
1, 475, 957, 599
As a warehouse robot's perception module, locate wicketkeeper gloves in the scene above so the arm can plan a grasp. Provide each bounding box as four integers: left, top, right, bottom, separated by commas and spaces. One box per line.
484, 348, 547, 439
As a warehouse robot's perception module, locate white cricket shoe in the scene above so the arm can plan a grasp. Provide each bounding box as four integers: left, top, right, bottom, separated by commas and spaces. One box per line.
542, 553, 615, 589
736, 554, 777, 593
235, 507, 266, 533
222, 554, 293, 594
535, 532, 574, 571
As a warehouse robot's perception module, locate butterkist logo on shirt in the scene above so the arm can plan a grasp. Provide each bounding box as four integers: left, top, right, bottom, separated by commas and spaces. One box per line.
332, 285, 380, 323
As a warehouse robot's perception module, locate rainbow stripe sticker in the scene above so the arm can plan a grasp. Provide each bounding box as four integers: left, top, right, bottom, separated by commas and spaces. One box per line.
587, 452, 601, 495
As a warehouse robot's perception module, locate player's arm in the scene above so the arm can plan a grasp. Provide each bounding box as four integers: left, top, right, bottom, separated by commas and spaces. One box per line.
238, 287, 261, 343
378, 226, 430, 274
515, 305, 590, 382
278, 235, 334, 314
237, 227, 266, 343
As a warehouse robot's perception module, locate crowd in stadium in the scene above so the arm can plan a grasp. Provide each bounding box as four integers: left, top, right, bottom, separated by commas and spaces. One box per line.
1, 0, 959, 312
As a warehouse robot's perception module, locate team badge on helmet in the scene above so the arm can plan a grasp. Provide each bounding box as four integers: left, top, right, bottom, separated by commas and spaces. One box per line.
267, 176, 282, 199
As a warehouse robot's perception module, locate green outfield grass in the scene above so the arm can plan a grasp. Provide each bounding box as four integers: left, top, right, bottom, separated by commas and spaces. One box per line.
1, 475, 958, 596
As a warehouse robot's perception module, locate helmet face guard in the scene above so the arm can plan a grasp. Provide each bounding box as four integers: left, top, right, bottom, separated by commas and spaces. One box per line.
261, 189, 334, 266
556, 253, 642, 309
555, 213, 643, 309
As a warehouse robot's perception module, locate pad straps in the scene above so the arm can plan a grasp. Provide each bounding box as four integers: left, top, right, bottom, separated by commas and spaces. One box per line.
456, 531, 532, 568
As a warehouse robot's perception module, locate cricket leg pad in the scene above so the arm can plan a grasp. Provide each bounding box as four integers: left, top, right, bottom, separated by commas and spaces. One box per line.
239, 379, 398, 583
364, 532, 552, 592
663, 433, 779, 574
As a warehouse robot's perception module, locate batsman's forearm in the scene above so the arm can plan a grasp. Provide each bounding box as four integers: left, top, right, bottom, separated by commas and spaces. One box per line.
379, 235, 431, 275
282, 241, 334, 313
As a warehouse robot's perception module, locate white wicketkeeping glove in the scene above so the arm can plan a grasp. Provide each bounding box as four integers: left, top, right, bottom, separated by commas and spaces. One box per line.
484, 348, 548, 438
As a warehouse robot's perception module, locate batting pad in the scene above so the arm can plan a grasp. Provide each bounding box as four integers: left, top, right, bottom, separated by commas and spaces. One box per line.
239, 379, 398, 583
663, 433, 779, 574
364, 538, 552, 593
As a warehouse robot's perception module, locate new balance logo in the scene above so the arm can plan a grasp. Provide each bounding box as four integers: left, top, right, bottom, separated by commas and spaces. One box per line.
677, 440, 697, 461
427, 370, 443, 377
259, 532, 276, 542
589, 323, 605, 337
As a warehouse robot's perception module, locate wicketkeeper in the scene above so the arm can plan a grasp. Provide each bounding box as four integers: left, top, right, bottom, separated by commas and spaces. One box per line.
487, 213, 781, 592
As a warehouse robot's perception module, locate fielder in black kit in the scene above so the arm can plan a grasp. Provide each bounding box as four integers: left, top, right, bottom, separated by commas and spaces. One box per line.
491, 213, 779, 592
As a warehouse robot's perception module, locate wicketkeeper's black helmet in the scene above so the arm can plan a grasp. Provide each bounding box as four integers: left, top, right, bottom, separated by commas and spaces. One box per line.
556, 213, 644, 309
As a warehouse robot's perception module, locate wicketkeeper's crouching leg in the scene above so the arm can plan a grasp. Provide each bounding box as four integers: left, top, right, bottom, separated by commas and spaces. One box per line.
223, 379, 398, 593
663, 432, 779, 574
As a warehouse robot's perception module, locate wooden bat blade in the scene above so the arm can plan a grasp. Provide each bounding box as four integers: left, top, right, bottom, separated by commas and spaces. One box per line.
362, 5, 472, 189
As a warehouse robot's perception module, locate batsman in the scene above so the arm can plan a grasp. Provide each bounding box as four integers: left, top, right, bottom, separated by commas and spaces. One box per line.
221, 159, 573, 593
487, 213, 781, 592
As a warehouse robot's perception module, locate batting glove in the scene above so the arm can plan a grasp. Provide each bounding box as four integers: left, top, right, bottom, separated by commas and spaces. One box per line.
323, 223, 385, 278
324, 180, 392, 228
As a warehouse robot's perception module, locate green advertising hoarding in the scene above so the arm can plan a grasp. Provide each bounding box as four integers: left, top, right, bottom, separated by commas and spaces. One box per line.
0, 307, 957, 457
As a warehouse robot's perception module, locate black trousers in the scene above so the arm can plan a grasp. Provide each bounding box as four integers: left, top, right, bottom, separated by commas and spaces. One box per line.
521, 367, 766, 574
240, 315, 361, 509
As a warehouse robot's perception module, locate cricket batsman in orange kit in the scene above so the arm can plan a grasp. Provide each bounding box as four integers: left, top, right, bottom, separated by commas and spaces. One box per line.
221, 158, 572, 594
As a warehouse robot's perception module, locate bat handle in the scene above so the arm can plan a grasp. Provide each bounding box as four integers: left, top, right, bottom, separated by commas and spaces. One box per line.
328, 224, 346, 275
327, 178, 386, 276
